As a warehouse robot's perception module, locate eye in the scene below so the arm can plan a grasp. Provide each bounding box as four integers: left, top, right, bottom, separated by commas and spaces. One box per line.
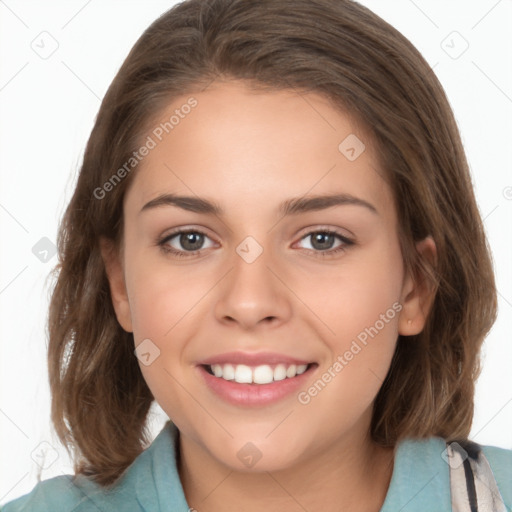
296, 229, 354, 256
158, 229, 216, 257
157, 227, 355, 258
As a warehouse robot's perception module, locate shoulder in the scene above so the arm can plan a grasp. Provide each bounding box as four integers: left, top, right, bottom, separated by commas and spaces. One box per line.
380, 436, 511, 511
0, 474, 97, 512
1, 421, 187, 512
0, 472, 138, 512
479, 442, 512, 505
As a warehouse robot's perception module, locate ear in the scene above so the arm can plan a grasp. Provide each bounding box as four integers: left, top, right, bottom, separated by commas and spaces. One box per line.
398, 236, 437, 336
100, 236, 133, 333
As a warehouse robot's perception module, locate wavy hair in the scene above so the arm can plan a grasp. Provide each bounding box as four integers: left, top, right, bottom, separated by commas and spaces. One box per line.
48, 0, 497, 487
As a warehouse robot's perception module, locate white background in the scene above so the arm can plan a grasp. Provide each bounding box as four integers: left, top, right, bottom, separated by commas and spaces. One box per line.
1, 0, 511, 505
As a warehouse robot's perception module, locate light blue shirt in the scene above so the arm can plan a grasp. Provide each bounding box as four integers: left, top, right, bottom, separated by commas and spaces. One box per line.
2, 421, 511, 511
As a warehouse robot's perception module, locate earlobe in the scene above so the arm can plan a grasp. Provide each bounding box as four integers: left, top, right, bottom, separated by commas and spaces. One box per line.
398, 236, 437, 336
99, 237, 133, 333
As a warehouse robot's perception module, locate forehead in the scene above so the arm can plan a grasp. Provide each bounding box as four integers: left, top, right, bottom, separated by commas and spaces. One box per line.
125, 80, 395, 222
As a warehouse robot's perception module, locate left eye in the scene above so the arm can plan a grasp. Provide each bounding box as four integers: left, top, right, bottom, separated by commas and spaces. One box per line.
296, 231, 353, 252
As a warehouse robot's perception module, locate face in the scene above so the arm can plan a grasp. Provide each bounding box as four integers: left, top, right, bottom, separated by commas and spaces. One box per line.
103, 80, 434, 472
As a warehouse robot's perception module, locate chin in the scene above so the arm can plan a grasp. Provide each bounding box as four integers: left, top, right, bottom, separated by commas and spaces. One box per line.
200, 429, 311, 473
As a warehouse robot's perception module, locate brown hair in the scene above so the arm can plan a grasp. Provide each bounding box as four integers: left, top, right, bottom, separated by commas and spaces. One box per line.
48, 0, 497, 487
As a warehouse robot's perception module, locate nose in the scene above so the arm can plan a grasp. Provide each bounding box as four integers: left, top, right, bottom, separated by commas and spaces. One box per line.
214, 245, 293, 330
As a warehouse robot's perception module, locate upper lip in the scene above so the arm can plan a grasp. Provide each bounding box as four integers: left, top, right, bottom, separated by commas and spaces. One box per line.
197, 351, 314, 367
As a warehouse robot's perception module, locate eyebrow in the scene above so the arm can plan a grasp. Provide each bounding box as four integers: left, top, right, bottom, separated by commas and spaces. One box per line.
140, 193, 378, 217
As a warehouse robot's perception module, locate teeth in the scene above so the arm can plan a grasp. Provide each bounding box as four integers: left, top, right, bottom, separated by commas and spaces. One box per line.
234, 364, 252, 384
274, 364, 287, 381
208, 363, 309, 384
296, 364, 308, 375
223, 364, 235, 381
286, 364, 297, 378
253, 365, 274, 384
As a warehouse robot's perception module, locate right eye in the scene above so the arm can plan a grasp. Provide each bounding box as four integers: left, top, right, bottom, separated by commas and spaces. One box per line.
158, 229, 216, 257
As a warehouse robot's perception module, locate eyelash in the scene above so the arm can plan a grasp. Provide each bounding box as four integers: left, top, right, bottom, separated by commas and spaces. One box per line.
157, 228, 355, 259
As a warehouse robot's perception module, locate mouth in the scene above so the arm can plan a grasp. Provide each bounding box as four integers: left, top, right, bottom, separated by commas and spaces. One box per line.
201, 362, 314, 384
196, 360, 318, 407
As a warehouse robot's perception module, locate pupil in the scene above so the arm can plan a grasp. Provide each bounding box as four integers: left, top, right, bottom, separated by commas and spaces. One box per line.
181, 232, 203, 251
312, 233, 334, 250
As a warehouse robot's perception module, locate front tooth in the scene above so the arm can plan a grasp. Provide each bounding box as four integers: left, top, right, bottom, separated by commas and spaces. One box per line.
223, 364, 235, 380
234, 364, 253, 383
296, 364, 308, 375
253, 365, 274, 384
273, 364, 287, 381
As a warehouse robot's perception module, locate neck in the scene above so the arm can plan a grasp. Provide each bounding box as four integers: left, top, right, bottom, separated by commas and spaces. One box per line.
177, 421, 395, 512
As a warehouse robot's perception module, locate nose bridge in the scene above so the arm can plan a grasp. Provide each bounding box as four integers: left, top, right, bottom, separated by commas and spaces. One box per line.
213, 235, 292, 328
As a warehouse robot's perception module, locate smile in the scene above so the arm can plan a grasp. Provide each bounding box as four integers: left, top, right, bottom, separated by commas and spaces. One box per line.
204, 363, 309, 384
196, 354, 318, 406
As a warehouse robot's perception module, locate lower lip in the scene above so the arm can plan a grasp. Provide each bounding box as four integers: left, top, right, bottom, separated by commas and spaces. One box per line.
197, 365, 316, 407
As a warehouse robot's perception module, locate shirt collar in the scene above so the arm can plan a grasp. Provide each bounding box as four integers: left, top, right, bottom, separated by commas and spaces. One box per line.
135, 420, 189, 511
380, 436, 451, 511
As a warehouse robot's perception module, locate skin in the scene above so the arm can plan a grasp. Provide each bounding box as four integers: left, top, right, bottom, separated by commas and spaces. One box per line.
102, 80, 436, 512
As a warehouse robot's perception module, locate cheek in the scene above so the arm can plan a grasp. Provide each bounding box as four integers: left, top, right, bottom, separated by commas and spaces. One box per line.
296, 239, 403, 409
126, 258, 202, 417
124, 250, 213, 410
138, 356, 194, 430
296, 235, 404, 346
296, 289, 401, 435
124, 248, 212, 340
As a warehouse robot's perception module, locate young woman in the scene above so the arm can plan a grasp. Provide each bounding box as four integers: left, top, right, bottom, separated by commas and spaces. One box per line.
3, 0, 510, 510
